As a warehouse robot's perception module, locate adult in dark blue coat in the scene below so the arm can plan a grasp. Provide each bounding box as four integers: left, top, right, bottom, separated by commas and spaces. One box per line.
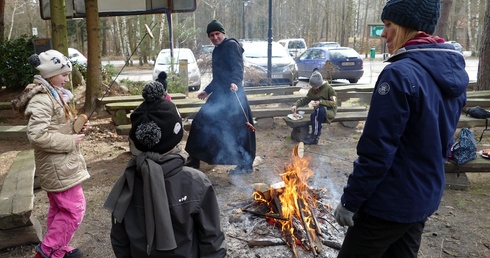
334, 0, 469, 257
185, 20, 256, 174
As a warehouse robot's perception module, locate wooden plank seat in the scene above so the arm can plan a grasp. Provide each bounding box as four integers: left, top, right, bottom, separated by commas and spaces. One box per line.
0, 125, 28, 140
97, 93, 187, 105
283, 111, 368, 142
0, 102, 12, 110
464, 98, 490, 108
466, 90, 490, 99
445, 154, 490, 174
106, 92, 373, 125
0, 149, 42, 249
244, 86, 302, 95
457, 115, 490, 128
444, 154, 490, 190
106, 93, 372, 113
115, 108, 369, 135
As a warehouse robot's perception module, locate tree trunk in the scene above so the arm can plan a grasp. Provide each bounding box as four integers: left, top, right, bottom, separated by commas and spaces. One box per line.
0, 0, 5, 44
49, 0, 73, 92
84, 0, 102, 115
122, 17, 133, 65
477, 0, 490, 90
434, 0, 453, 38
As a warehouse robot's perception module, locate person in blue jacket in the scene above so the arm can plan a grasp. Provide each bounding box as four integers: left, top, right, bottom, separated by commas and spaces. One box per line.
334, 0, 469, 257
185, 20, 256, 174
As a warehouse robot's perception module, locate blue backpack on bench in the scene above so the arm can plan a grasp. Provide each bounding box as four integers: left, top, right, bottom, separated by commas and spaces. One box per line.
449, 128, 477, 165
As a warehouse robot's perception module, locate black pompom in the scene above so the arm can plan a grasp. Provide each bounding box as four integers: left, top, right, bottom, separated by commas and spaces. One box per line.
27, 54, 41, 67
157, 71, 167, 81
142, 81, 165, 102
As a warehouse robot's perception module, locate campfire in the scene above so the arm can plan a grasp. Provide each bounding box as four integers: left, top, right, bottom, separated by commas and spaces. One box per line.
242, 143, 342, 257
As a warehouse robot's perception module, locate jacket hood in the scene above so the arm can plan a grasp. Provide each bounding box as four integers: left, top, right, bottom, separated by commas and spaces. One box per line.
387, 43, 469, 98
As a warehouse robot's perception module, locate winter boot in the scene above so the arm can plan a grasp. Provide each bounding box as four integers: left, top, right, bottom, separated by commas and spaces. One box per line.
303, 134, 319, 145
64, 248, 83, 258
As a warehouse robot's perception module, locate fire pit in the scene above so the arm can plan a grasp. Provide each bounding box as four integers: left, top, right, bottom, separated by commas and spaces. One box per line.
241, 143, 343, 257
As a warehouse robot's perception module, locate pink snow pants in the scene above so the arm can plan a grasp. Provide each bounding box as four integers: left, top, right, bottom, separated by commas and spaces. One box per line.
39, 184, 86, 258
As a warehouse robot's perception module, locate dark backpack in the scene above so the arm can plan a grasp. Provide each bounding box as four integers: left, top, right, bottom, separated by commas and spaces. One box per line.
449, 128, 477, 165
466, 106, 490, 119
465, 106, 490, 142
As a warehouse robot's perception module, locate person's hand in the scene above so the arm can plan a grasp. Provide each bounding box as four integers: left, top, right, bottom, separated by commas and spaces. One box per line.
74, 134, 85, 145
334, 203, 355, 227
80, 120, 90, 134
198, 91, 208, 100
230, 83, 238, 92
329, 100, 336, 107
309, 100, 320, 107
291, 106, 297, 113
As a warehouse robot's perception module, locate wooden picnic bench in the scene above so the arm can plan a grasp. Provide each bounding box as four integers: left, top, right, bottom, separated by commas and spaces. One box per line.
0, 125, 28, 140
444, 154, 490, 190
96, 93, 187, 105
0, 149, 42, 249
283, 111, 368, 142
115, 106, 369, 135
0, 102, 11, 110
106, 91, 372, 125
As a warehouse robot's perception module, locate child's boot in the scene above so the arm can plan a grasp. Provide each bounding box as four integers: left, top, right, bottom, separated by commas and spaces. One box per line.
303, 134, 319, 145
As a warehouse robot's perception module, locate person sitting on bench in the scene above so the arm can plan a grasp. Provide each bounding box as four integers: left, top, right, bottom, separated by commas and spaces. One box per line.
291, 71, 337, 145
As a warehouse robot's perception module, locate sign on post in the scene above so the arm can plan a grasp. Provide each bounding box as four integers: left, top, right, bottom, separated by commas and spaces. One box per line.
179, 60, 189, 96
369, 25, 385, 38
39, 0, 197, 19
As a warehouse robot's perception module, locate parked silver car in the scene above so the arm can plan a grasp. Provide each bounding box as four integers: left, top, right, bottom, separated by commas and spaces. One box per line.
241, 41, 298, 87
152, 48, 201, 92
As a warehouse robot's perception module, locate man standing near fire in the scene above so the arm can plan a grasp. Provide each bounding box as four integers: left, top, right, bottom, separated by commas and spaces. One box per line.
334, 0, 468, 257
185, 19, 256, 175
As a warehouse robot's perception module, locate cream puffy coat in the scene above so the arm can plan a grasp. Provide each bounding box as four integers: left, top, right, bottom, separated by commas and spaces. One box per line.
24, 83, 89, 192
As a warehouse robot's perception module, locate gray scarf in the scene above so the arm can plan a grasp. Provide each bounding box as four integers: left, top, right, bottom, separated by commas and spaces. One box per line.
103, 151, 179, 254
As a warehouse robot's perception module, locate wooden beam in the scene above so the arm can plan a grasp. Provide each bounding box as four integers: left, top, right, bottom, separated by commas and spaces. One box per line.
0, 150, 36, 230
445, 155, 490, 173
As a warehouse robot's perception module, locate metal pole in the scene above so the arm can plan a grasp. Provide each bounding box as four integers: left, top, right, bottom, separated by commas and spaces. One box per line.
267, 0, 272, 84
166, 10, 173, 58
242, 1, 246, 39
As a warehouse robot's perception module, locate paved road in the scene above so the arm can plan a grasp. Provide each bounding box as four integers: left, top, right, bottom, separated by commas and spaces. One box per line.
104, 57, 479, 90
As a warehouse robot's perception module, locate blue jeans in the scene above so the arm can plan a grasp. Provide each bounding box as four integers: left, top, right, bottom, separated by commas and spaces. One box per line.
310, 106, 326, 136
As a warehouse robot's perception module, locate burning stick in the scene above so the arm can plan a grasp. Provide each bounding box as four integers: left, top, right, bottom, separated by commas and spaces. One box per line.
297, 198, 319, 255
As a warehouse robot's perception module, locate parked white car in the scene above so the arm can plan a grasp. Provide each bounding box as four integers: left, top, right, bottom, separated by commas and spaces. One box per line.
152, 48, 201, 92
68, 48, 87, 66
278, 38, 307, 58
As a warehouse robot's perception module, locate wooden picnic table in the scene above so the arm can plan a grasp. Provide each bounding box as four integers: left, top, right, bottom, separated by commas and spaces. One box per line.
115, 109, 369, 135
97, 93, 187, 105
465, 98, 490, 108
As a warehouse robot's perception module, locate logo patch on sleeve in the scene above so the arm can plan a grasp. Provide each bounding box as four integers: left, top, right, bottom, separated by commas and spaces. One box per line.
377, 82, 390, 95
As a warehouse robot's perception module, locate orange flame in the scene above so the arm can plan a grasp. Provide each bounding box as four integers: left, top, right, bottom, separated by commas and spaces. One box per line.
253, 148, 318, 246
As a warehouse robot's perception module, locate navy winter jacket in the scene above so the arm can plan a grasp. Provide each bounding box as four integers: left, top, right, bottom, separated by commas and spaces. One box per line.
341, 43, 468, 223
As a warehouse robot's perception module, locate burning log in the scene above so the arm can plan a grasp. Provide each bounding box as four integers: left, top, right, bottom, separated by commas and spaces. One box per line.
243, 144, 341, 257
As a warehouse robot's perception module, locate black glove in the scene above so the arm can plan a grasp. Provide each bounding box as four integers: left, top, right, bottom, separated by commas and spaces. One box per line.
334, 203, 355, 227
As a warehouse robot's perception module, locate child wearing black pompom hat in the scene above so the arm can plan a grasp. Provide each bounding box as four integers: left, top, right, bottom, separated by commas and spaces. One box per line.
104, 80, 226, 257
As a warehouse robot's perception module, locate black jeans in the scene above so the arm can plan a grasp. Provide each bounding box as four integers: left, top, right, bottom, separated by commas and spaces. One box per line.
337, 211, 426, 258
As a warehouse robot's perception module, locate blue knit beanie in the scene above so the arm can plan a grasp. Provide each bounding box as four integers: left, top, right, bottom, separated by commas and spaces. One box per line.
381, 0, 440, 34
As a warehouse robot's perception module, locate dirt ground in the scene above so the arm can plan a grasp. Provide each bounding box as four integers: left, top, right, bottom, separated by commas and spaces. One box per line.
0, 85, 490, 258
